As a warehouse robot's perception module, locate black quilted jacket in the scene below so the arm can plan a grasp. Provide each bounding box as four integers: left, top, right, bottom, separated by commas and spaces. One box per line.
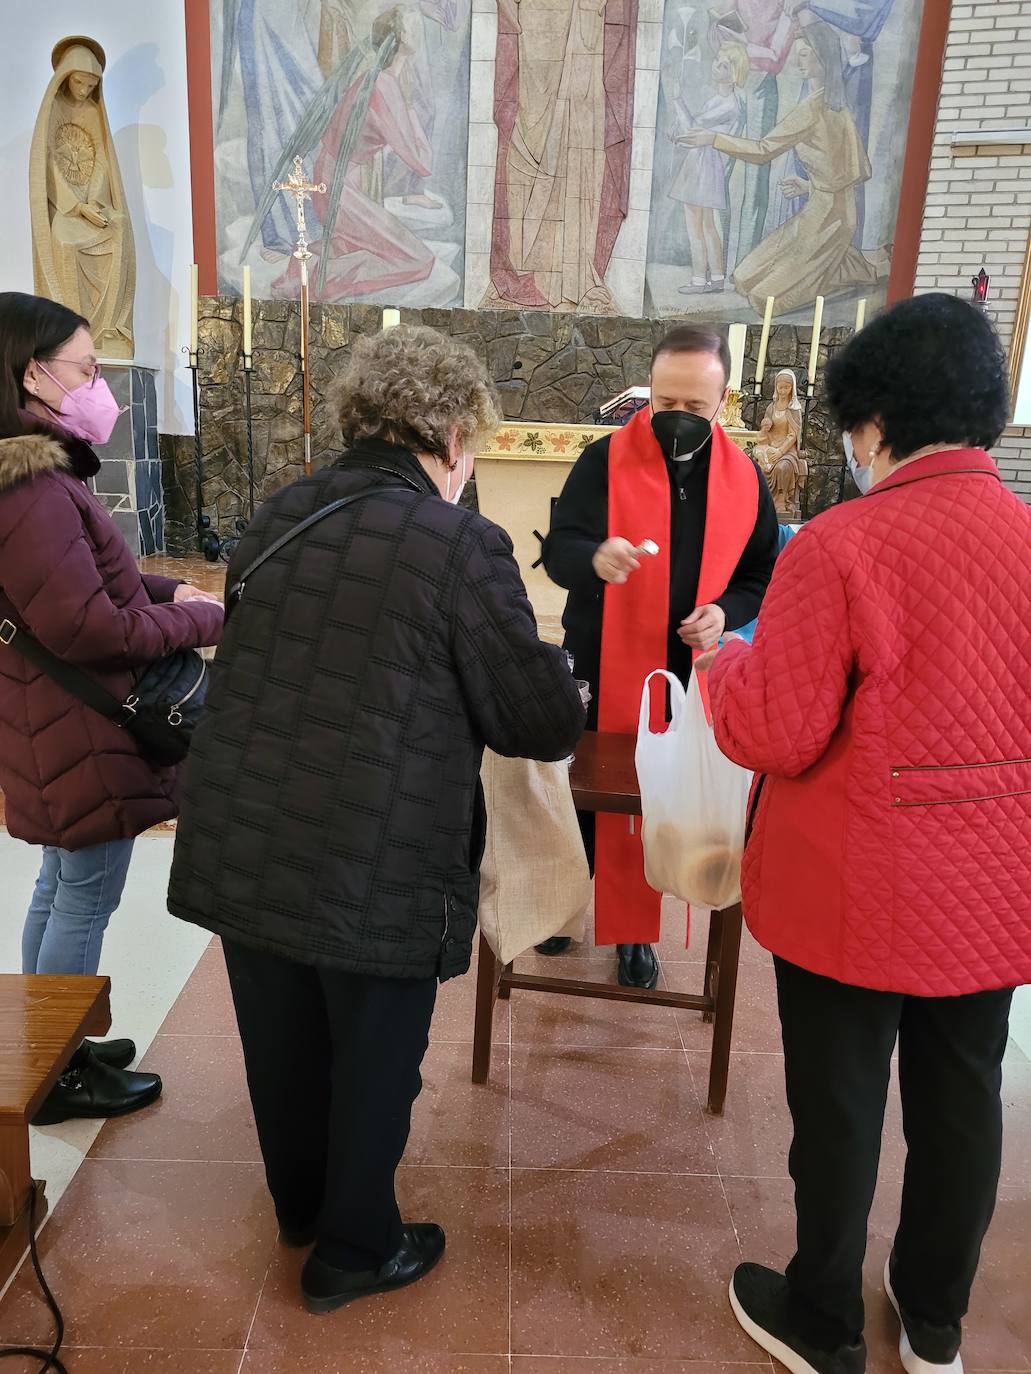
167, 439, 585, 981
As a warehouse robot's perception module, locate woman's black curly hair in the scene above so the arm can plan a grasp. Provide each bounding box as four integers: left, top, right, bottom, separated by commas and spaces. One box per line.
826, 293, 1010, 460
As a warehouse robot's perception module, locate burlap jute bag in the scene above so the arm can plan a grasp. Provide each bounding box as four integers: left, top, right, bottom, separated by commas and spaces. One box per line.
477, 751, 591, 965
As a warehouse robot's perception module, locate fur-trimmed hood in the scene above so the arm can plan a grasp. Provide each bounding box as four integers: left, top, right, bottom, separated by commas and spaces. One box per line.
0, 432, 71, 493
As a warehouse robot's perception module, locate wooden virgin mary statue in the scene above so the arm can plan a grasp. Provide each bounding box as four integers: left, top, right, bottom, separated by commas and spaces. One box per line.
30, 37, 135, 359
753, 368, 807, 519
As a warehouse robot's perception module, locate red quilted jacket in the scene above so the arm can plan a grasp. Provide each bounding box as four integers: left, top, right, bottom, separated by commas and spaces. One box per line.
709, 449, 1031, 997
0, 430, 223, 850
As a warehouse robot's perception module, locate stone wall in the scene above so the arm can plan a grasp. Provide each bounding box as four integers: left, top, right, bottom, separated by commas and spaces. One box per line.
162, 299, 854, 555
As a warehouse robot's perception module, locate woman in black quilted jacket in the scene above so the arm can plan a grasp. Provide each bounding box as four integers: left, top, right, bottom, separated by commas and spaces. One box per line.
168, 325, 585, 1314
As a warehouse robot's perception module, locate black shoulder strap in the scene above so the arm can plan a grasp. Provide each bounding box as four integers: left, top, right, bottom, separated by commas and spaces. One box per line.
227, 475, 422, 605
0, 619, 125, 722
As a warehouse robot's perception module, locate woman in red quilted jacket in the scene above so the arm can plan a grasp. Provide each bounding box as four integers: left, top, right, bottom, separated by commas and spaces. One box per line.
705, 295, 1031, 1374
0, 293, 224, 1124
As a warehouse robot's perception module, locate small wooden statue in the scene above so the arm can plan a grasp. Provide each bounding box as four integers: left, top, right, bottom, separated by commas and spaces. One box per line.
753, 368, 808, 520
29, 36, 135, 359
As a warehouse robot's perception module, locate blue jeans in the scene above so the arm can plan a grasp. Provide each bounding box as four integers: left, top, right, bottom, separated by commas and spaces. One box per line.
22, 840, 136, 977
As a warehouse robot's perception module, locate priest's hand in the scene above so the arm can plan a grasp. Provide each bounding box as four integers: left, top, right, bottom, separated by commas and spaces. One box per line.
679, 603, 726, 651
593, 538, 641, 585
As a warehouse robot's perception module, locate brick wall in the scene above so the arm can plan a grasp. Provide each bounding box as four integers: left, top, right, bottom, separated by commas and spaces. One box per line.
912, 0, 1031, 500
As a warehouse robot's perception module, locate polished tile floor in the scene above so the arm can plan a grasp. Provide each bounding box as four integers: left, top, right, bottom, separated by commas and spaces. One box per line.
0, 895, 1028, 1372
1, 556, 1029, 1370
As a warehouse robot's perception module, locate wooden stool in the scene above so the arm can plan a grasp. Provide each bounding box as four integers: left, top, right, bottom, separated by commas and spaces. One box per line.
0, 975, 111, 1287
471, 733, 743, 1114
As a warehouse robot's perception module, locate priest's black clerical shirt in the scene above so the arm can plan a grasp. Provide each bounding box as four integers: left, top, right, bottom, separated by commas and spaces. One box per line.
541, 432, 779, 728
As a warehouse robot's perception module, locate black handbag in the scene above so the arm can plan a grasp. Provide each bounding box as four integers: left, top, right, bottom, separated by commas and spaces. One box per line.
0, 620, 208, 768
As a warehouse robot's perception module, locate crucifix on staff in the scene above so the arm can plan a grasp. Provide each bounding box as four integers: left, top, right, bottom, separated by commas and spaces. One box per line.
273, 156, 327, 477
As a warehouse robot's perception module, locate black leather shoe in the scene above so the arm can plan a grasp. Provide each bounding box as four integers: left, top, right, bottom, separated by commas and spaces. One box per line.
85, 1038, 136, 1070
730, 1264, 867, 1374
301, 1223, 446, 1314
31, 1053, 162, 1126
535, 936, 573, 956
617, 943, 658, 989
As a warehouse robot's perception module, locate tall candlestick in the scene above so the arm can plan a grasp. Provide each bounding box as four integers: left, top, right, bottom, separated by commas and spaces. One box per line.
242, 265, 252, 357
854, 298, 867, 333
189, 263, 199, 357
728, 322, 746, 392
754, 296, 775, 387
807, 295, 825, 387
382, 307, 400, 330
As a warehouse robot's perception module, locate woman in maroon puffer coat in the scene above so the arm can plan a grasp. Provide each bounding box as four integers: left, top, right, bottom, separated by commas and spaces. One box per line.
0, 293, 223, 1124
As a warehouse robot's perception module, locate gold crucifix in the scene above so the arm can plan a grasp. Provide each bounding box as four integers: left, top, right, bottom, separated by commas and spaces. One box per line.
273, 156, 326, 263
273, 156, 327, 475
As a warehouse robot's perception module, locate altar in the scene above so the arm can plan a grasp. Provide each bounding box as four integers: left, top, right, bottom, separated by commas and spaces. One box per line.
476, 417, 762, 621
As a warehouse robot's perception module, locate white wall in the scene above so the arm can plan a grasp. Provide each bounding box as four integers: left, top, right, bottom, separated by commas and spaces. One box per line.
912, 0, 1031, 502
0, 2, 196, 433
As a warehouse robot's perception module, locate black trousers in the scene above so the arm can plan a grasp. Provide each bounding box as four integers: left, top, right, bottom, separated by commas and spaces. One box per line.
223, 938, 437, 1271
775, 957, 1012, 1353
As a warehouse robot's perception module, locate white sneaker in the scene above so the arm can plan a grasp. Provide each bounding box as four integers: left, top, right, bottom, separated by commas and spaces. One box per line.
884, 1256, 963, 1374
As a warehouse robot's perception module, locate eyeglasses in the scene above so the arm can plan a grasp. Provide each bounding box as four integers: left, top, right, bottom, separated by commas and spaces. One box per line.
39, 356, 102, 386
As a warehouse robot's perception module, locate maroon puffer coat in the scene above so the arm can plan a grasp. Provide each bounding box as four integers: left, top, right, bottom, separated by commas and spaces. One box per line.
0, 430, 224, 850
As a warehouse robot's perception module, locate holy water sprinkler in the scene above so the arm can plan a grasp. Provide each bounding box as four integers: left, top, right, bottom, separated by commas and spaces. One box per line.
635, 539, 660, 557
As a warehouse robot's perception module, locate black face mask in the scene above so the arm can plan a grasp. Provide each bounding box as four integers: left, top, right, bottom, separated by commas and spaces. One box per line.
651, 408, 715, 462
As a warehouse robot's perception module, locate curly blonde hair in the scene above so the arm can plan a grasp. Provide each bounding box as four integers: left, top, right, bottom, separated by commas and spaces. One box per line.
329, 325, 501, 461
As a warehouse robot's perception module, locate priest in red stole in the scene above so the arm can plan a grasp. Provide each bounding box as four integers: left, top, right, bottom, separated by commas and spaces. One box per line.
540, 326, 779, 987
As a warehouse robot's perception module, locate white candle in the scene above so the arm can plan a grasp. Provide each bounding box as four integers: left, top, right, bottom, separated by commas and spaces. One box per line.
382, 307, 401, 330
189, 263, 199, 356
807, 295, 825, 387
242, 265, 252, 356
754, 296, 775, 388
854, 298, 867, 333
728, 323, 746, 391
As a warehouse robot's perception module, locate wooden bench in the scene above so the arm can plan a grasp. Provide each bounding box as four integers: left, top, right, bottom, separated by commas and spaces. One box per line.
0, 975, 111, 1288
471, 732, 742, 1114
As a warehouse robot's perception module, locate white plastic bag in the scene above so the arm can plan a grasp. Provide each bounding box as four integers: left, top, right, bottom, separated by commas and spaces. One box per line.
635, 669, 753, 909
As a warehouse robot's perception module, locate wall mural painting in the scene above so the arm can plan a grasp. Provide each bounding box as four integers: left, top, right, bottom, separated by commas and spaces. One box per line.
210, 0, 925, 324
645, 0, 922, 324
212, 0, 471, 307
481, 0, 639, 315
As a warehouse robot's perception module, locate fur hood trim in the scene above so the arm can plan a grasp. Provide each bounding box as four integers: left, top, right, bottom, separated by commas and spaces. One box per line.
0, 434, 70, 493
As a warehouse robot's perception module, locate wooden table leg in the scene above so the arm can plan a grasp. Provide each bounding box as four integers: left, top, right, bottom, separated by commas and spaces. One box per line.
472, 933, 501, 1084
497, 963, 513, 1001
706, 903, 743, 1116
702, 909, 722, 1024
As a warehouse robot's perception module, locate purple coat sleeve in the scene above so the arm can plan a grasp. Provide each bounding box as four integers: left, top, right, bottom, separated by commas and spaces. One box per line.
141, 574, 182, 605
1, 479, 223, 667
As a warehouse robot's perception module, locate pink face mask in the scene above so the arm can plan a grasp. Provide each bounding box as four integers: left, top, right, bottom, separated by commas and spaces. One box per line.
38, 365, 123, 446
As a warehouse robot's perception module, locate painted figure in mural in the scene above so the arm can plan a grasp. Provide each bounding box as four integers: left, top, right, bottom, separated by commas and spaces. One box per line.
752, 368, 807, 516
711, 1, 797, 260
682, 21, 880, 313
297, 8, 437, 297
374, 0, 460, 208
318, 0, 357, 74
29, 38, 135, 360
232, 0, 322, 256
485, 0, 637, 313
787, 0, 896, 242
669, 42, 748, 295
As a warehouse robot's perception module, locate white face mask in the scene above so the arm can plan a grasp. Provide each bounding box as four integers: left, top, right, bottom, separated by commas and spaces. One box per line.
445, 452, 471, 505
844, 432, 874, 496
